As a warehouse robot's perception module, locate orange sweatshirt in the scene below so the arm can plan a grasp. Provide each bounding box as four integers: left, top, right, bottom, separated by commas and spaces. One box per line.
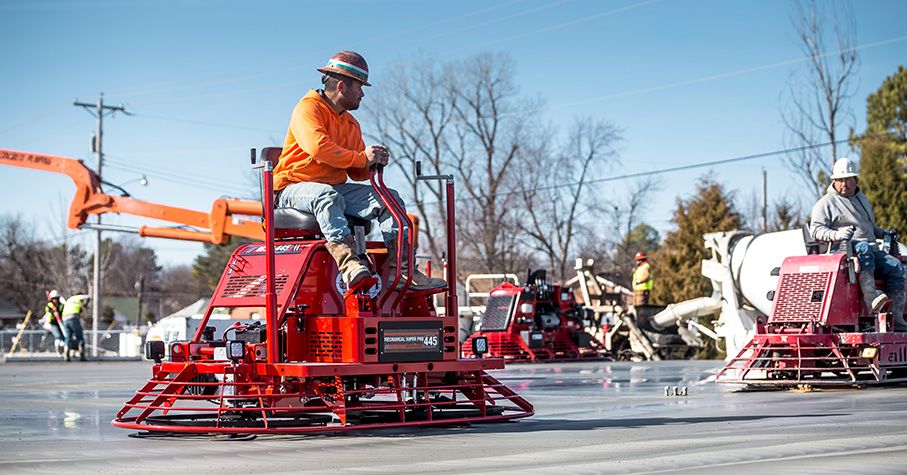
273, 89, 370, 190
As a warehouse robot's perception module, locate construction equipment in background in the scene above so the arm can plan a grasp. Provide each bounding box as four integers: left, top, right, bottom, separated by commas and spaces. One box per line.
461, 269, 608, 362
112, 150, 532, 435
567, 259, 704, 361
717, 236, 907, 389
0, 148, 264, 243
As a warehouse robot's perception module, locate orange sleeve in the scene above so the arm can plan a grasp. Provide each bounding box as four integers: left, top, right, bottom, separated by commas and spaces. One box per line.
290, 101, 367, 170
346, 134, 371, 182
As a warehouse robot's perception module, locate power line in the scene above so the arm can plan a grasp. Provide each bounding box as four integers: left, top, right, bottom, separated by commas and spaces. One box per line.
103, 155, 251, 193
427, 0, 576, 41
129, 112, 275, 133
420, 138, 853, 206
529, 33, 907, 116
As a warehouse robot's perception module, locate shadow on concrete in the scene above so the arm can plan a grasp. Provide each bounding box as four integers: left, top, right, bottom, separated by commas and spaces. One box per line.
128, 413, 845, 442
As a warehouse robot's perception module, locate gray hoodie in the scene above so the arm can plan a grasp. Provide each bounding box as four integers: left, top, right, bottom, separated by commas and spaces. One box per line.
810, 183, 884, 243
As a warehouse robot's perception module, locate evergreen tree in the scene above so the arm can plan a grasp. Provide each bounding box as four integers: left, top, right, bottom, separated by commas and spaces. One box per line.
855, 65, 907, 233
192, 237, 252, 293
651, 176, 743, 305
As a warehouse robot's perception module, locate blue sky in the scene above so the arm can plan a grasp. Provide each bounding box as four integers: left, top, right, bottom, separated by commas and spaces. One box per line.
1, 0, 905, 267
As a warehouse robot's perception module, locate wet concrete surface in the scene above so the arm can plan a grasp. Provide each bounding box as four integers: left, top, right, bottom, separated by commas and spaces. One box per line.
2, 360, 907, 474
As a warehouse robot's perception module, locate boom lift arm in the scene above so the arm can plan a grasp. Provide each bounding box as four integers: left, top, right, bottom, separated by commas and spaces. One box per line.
0, 149, 264, 244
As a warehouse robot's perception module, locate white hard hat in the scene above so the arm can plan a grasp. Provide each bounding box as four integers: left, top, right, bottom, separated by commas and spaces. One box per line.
48, 289, 61, 299
830, 157, 858, 180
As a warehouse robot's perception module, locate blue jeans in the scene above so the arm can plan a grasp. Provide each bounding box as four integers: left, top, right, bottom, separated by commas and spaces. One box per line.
853, 240, 906, 294
278, 182, 403, 243
62, 317, 84, 351
49, 324, 64, 344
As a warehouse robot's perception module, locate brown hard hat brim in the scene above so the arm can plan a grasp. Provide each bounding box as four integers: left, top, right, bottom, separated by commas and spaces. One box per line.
317, 67, 371, 86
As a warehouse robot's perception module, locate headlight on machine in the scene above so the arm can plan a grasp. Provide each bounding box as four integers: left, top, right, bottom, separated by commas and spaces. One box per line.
227, 340, 246, 362
472, 336, 488, 358
860, 347, 878, 359
145, 340, 165, 363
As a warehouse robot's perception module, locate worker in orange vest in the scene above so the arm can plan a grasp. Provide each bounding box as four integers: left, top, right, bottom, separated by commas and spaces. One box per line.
273, 51, 445, 291
632, 252, 653, 305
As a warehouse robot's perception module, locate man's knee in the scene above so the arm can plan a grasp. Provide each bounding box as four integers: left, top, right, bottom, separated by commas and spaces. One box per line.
853, 241, 875, 270
309, 188, 346, 215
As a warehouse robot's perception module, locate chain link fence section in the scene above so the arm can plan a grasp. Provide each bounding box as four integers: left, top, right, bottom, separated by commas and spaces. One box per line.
1, 329, 143, 358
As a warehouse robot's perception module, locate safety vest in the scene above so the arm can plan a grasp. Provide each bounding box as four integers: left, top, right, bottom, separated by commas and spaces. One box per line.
62, 296, 84, 319
44, 301, 64, 326
633, 262, 653, 291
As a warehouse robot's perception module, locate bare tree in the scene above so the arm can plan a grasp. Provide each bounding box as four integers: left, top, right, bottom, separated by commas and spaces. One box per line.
366, 55, 458, 264
517, 117, 623, 280
445, 53, 542, 275
782, 0, 858, 197
595, 178, 661, 285
0, 215, 90, 318
367, 52, 541, 276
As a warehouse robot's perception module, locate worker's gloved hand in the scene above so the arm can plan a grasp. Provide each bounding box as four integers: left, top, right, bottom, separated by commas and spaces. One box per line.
365, 145, 390, 167
833, 226, 856, 241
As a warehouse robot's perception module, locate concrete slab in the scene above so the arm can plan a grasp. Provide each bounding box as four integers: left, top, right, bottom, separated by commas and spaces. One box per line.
2, 360, 907, 474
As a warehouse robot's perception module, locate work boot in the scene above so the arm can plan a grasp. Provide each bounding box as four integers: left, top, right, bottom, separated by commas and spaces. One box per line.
858, 270, 889, 313
65, 349, 71, 362
386, 240, 447, 291
79, 343, 87, 361
325, 238, 371, 288
891, 290, 907, 332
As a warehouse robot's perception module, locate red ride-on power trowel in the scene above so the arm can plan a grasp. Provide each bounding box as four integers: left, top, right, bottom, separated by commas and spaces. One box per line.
112, 148, 533, 435
717, 238, 907, 389
461, 270, 609, 362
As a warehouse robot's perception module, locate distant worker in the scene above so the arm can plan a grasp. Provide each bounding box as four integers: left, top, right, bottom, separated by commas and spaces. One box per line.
632, 252, 653, 305
809, 157, 905, 329
42, 290, 66, 357
273, 50, 445, 290
61, 293, 89, 361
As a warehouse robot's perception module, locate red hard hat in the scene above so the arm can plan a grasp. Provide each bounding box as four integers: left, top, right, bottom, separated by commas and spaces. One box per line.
634, 252, 647, 261
317, 51, 371, 86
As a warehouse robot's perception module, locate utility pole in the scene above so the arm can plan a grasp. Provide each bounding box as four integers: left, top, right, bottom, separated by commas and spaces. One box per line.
761, 168, 768, 234
136, 274, 145, 327
74, 93, 128, 357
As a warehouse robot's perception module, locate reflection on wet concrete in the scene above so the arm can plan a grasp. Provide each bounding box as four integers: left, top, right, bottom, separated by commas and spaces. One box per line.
3, 360, 907, 474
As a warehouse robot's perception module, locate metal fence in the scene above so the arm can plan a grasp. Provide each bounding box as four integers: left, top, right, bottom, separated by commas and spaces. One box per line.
1, 329, 143, 357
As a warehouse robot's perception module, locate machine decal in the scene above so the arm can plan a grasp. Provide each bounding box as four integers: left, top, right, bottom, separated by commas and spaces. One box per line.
241, 243, 303, 255
884, 345, 907, 364
378, 321, 444, 362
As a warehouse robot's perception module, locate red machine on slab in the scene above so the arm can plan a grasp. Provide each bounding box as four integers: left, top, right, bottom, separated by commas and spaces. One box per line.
717, 246, 907, 388
461, 270, 608, 362
111, 148, 533, 435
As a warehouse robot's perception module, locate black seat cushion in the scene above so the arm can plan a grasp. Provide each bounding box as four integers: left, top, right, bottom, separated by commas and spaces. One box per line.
273, 208, 372, 234
274, 208, 320, 231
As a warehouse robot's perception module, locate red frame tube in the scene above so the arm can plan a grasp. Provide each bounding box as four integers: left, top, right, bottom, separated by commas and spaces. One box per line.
368, 167, 414, 314
262, 159, 279, 363
445, 179, 457, 317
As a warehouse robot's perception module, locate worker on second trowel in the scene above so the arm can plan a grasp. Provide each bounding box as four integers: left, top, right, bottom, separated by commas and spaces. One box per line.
632, 252, 653, 305
42, 289, 66, 357
273, 50, 445, 291
809, 157, 906, 329
61, 293, 89, 361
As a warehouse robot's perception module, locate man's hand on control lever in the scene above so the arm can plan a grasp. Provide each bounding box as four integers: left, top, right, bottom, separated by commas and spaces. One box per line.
365, 145, 390, 167
833, 225, 856, 241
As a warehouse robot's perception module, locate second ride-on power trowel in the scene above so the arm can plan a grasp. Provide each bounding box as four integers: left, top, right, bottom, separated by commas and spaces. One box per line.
112, 148, 533, 435
717, 233, 907, 389
461, 270, 609, 362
